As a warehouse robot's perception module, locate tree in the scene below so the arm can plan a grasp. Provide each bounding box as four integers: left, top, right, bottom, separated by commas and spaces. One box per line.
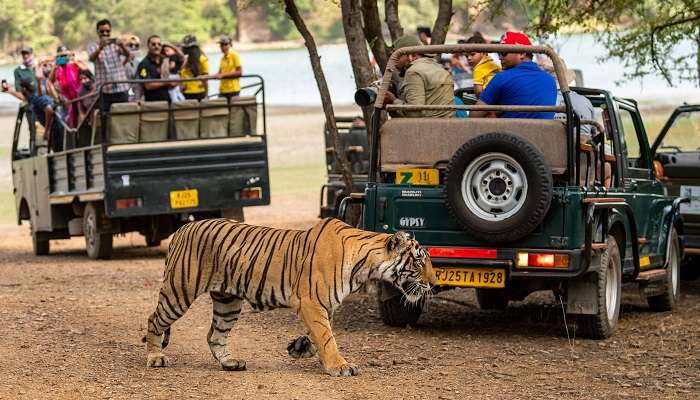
283, 0, 355, 197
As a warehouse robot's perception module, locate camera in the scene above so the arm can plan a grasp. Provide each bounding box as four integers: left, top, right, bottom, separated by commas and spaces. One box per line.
354, 80, 396, 107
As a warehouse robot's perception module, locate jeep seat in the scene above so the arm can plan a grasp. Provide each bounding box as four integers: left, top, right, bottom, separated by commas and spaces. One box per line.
380, 118, 568, 174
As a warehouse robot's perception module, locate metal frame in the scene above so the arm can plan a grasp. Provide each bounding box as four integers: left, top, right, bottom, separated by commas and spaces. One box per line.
650, 103, 700, 154
367, 43, 577, 186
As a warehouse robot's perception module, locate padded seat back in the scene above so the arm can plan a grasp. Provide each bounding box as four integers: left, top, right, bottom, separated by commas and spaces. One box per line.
229, 96, 258, 137
173, 100, 200, 140
200, 98, 229, 138
109, 103, 140, 144
139, 101, 169, 142
91, 110, 102, 145
380, 118, 568, 174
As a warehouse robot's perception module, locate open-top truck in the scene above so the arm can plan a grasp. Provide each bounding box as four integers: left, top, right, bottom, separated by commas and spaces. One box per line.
11, 75, 270, 259
343, 44, 686, 338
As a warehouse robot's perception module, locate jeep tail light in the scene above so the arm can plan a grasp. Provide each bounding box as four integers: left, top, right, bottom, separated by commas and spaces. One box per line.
116, 198, 142, 209
239, 187, 262, 200
653, 160, 664, 178
516, 252, 569, 268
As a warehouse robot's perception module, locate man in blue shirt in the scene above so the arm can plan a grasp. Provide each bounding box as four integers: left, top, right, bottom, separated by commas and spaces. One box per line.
471, 32, 556, 119
18, 78, 64, 152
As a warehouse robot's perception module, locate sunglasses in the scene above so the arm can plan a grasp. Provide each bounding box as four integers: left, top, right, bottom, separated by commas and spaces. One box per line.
499, 52, 509, 57
99, 29, 111, 34
149, 42, 162, 47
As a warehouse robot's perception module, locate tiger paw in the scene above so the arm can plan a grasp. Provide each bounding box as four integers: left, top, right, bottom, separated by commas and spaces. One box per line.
287, 335, 317, 359
326, 362, 360, 377
146, 353, 170, 368
220, 358, 246, 371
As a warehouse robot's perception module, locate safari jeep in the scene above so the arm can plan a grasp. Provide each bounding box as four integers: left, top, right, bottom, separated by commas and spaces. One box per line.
651, 104, 700, 280
346, 44, 686, 339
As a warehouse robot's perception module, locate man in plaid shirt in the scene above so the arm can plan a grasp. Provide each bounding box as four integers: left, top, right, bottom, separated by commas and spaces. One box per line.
87, 19, 132, 113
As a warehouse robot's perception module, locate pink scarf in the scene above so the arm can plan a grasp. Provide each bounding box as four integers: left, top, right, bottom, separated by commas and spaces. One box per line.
55, 64, 81, 127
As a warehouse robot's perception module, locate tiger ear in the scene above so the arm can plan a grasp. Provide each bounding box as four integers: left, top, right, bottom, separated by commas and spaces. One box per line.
387, 231, 411, 253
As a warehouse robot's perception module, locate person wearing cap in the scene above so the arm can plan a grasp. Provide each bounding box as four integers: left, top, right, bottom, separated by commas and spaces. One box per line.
47, 45, 88, 128
215, 35, 242, 101
180, 35, 209, 101
383, 35, 454, 118
18, 78, 64, 153
87, 19, 131, 113
471, 31, 556, 119
538, 57, 595, 134
14, 46, 39, 93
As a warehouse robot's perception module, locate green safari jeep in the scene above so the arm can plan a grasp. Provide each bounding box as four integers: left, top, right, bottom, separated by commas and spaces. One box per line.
345, 43, 686, 339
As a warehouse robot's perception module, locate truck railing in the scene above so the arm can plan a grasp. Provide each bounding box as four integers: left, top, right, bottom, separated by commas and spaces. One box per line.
51, 75, 266, 150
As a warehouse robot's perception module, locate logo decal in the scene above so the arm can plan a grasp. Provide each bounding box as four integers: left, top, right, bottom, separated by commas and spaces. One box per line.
139, 68, 147, 78
399, 217, 425, 228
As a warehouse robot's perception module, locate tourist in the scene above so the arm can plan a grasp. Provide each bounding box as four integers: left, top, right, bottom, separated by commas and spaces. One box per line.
180, 35, 209, 101
87, 19, 131, 113
215, 35, 242, 101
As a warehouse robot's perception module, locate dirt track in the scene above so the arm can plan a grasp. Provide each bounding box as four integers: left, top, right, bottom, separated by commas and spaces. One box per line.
1, 205, 699, 399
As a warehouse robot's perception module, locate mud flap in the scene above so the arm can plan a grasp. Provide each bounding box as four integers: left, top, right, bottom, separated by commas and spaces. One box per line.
567, 250, 603, 315
566, 272, 598, 315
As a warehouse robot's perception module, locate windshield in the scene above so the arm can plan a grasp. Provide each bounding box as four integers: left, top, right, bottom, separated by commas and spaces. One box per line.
657, 110, 700, 152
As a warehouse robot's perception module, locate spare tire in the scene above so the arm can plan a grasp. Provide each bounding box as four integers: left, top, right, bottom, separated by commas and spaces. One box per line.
445, 132, 553, 243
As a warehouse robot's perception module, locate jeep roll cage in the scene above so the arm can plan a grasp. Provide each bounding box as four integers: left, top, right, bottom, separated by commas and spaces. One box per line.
368, 44, 583, 187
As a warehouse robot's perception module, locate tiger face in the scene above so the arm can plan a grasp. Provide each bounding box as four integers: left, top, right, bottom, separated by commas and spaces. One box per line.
383, 231, 436, 303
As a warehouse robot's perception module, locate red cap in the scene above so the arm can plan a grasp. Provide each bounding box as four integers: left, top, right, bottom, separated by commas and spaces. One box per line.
500, 31, 532, 46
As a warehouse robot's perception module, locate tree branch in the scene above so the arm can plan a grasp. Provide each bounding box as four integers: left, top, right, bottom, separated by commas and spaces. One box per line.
650, 12, 700, 86
361, 0, 389, 72
384, 0, 403, 42
283, 0, 354, 193
431, 0, 453, 45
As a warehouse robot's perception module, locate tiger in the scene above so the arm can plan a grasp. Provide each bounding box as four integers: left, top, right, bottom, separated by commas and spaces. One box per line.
144, 217, 435, 377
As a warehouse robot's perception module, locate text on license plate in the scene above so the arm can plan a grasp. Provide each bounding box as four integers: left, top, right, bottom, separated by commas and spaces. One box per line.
434, 267, 505, 288
395, 168, 439, 185
170, 189, 199, 209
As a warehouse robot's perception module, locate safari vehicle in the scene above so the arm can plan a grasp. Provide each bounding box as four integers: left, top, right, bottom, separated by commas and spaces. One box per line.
11, 75, 270, 259
651, 104, 700, 279
319, 116, 368, 219
343, 43, 686, 339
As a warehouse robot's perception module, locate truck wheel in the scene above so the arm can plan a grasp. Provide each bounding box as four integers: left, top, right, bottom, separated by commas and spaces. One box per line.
377, 282, 425, 327
647, 228, 680, 311
144, 237, 161, 247
577, 235, 621, 339
475, 289, 509, 310
445, 133, 552, 243
84, 203, 113, 260
31, 225, 50, 256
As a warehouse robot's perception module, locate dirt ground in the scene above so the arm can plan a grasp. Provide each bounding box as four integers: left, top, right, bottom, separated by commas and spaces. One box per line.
1, 107, 699, 399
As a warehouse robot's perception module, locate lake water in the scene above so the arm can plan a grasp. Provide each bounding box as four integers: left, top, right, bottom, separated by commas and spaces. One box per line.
0, 34, 697, 112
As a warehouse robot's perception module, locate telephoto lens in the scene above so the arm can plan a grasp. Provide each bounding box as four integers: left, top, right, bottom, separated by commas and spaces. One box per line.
354, 86, 378, 107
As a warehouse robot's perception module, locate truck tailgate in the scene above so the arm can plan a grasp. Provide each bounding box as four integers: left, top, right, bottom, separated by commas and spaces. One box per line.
104, 137, 270, 217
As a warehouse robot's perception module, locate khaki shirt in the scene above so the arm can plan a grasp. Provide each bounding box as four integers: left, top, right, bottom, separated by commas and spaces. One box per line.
394, 57, 454, 118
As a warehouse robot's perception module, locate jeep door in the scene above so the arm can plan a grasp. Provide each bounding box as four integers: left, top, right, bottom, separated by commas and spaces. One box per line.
614, 99, 667, 267
650, 105, 700, 245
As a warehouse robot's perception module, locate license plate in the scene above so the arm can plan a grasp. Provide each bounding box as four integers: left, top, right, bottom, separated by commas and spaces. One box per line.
680, 186, 700, 215
170, 189, 199, 209
395, 168, 439, 185
434, 267, 506, 288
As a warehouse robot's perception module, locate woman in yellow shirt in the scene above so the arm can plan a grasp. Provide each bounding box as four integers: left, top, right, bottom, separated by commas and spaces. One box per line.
180, 35, 209, 101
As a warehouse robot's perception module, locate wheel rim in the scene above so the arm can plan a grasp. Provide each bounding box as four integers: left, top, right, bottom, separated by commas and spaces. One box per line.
605, 254, 619, 321
670, 240, 679, 297
460, 152, 528, 221
85, 212, 96, 252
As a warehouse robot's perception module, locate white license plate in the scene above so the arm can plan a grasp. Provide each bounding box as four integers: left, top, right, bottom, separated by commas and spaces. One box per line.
680, 186, 700, 214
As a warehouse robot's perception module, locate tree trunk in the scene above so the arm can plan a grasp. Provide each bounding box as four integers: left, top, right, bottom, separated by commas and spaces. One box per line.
384, 0, 404, 42
228, 0, 240, 41
341, 0, 373, 123
283, 0, 354, 196
361, 0, 389, 72
431, 0, 453, 45
696, 26, 700, 87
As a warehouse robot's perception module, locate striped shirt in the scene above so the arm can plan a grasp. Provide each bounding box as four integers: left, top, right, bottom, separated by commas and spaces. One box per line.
87, 42, 130, 94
